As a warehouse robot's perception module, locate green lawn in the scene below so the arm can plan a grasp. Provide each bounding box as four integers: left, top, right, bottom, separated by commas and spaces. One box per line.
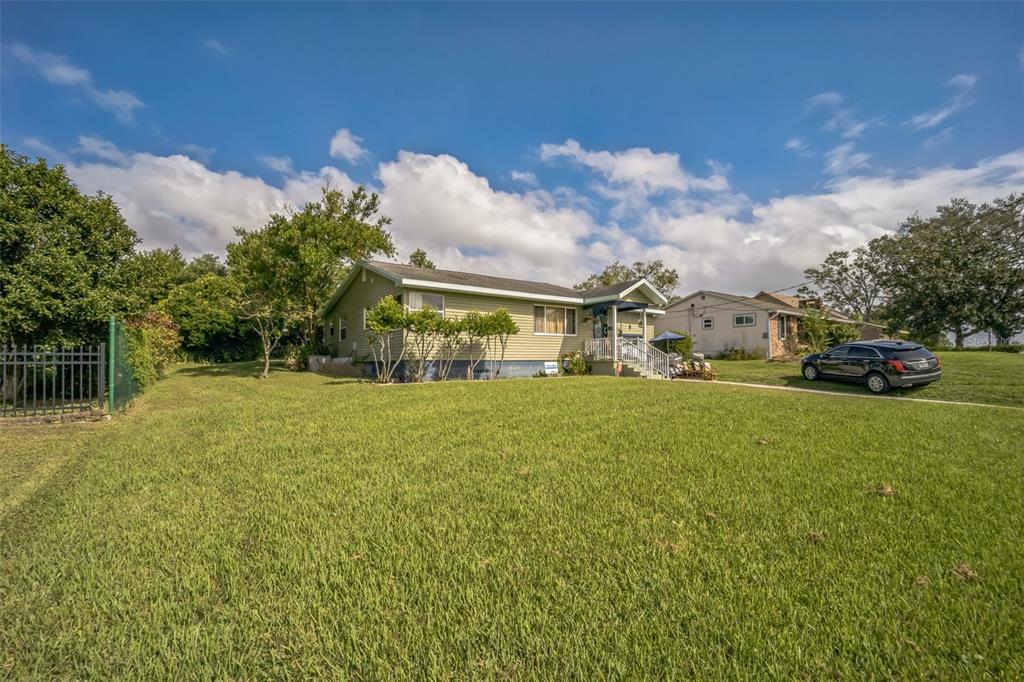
2, 365, 1022, 678
712, 351, 1024, 407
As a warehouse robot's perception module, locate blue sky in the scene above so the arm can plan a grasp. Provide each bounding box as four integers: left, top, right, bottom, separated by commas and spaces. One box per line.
3, 2, 1023, 293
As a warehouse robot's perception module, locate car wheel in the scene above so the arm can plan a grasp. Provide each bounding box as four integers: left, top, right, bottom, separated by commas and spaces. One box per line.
802, 364, 819, 381
866, 372, 890, 394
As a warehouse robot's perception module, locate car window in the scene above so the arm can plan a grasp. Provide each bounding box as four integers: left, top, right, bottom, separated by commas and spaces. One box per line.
848, 346, 882, 358
827, 346, 850, 358
894, 348, 935, 360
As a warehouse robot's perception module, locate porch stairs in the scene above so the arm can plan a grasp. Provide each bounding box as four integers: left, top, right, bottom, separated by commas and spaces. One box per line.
584, 338, 672, 380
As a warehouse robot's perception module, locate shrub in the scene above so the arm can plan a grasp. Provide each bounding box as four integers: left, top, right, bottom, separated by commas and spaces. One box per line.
665, 331, 692, 358
125, 311, 182, 389
561, 351, 590, 376
716, 346, 764, 361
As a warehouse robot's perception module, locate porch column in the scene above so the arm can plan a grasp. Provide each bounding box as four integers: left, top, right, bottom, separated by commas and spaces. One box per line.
642, 310, 647, 342
611, 304, 618, 363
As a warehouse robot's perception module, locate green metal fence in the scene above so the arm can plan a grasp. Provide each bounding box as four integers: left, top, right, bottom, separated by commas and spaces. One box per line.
108, 315, 138, 412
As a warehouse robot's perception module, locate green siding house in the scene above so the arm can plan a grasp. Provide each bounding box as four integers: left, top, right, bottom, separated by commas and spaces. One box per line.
319, 261, 669, 379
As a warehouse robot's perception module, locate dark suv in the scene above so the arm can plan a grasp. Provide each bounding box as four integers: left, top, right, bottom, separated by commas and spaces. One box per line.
801, 341, 941, 394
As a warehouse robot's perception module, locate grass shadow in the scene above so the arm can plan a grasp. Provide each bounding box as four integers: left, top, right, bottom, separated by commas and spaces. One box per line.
174, 361, 275, 379
774, 372, 927, 399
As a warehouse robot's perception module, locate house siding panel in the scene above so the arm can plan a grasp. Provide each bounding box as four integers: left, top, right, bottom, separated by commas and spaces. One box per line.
656, 292, 770, 358
322, 271, 400, 358
417, 289, 584, 361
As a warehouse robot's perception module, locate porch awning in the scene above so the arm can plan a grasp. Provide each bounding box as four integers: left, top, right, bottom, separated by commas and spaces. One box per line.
589, 300, 650, 317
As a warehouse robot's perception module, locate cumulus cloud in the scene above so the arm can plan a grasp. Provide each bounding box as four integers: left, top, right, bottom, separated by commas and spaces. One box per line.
329, 128, 367, 163
22, 136, 63, 161
377, 151, 598, 283
785, 138, 807, 152
540, 138, 729, 196
9, 43, 144, 123
52, 134, 1024, 298
179, 144, 216, 163
907, 74, 977, 131
66, 142, 355, 255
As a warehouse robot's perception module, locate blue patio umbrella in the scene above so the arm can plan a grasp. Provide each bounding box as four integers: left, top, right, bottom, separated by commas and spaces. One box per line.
651, 330, 686, 354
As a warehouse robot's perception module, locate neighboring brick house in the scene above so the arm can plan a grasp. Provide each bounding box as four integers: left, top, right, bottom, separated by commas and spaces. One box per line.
655, 289, 886, 359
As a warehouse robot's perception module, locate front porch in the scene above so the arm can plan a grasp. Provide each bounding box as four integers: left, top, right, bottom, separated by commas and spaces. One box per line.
584, 299, 670, 378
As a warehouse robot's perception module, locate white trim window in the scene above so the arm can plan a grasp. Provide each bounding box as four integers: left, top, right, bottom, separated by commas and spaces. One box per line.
363, 308, 368, 330
778, 316, 788, 340
534, 305, 577, 335
339, 316, 347, 341
734, 313, 756, 327
408, 291, 445, 316
702, 317, 714, 330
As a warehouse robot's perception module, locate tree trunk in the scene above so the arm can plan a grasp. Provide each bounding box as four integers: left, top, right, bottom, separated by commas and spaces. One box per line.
261, 348, 271, 379
954, 327, 965, 349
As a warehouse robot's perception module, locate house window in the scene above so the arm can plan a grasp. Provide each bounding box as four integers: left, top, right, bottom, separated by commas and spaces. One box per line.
778, 316, 787, 339
409, 291, 445, 316
702, 317, 714, 330
326, 318, 335, 342
363, 308, 368, 330
734, 314, 756, 327
533, 305, 576, 335
339, 316, 347, 341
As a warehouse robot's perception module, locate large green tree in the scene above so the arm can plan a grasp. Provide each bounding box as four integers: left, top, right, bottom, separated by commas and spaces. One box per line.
408, 248, 435, 269
0, 146, 138, 345
230, 185, 395, 352
871, 195, 1024, 346
575, 260, 679, 297
798, 246, 884, 322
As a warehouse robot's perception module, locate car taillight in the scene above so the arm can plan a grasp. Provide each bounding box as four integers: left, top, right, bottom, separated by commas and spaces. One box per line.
887, 359, 906, 373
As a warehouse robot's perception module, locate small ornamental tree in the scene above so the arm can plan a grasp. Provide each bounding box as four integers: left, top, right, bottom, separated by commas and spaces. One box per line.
406, 305, 443, 382
800, 309, 860, 352
366, 296, 408, 383
462, 311, 491, 380
436, 315, 466, 381
487, 309, 519, 378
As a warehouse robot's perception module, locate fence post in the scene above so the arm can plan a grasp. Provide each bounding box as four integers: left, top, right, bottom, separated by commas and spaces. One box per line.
108, 315, 115, 413
98, 343, 106, 412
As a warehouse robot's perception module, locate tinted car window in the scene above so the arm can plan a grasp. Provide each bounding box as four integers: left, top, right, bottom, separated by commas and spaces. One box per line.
894, 348, 935, 361
827, 346, 851, 358
848, 346, 882, 358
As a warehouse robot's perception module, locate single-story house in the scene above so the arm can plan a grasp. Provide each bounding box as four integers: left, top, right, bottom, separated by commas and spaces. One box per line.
655, 289, 887, 359
319, 260, 669, 379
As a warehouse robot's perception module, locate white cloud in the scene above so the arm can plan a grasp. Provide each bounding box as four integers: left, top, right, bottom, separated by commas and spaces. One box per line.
73, 135, 130, 166
648, 149, 1024, 294
907, 74, 977, 131
823, 143, 871, 176
329, 128, 367, 163
67, 151, 355, 255
51, 137, 1023, 300
204, 38, 229, 56
510, 170, 538, 186
807, 92, 843, 109
258, 155, 295, 175
9, 43, 144, 123
540, 138, 728, 196
377, 151, 598, 283
785, 138, 807, 152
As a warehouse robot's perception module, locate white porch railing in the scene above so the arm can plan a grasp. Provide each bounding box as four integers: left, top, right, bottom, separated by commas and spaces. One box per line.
584, 337, 671, 379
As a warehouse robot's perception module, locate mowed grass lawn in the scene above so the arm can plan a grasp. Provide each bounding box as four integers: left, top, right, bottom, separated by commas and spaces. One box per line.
714, 351, 1024, 407
2, 365, 1022, 678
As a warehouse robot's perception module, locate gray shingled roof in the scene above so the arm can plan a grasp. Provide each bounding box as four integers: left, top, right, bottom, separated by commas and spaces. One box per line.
367, 261, 581, 298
